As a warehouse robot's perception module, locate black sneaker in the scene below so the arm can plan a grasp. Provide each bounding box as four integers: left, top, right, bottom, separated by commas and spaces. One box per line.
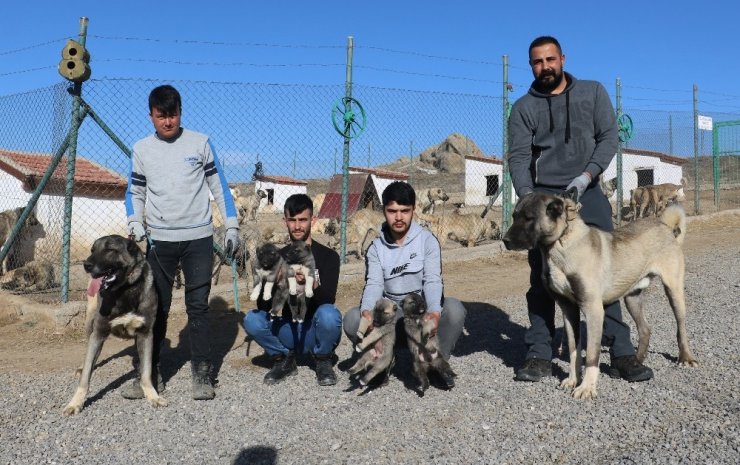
609, 355, 654, 382
264, 351, 297, 385
314, 353, 337, 386
514, 358, 552, 382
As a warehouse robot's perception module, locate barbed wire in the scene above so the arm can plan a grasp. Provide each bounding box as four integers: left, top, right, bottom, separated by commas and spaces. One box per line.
357, 45, 503, 66
89, 35, 342, 49
0, 38, 67, 56
354, 65, 502, 84
96, 58, 344, 68
0, 65, 56, 77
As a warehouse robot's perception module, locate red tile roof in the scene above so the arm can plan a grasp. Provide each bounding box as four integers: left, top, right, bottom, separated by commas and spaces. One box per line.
349, 166, 409, 180
0, 149, 127, 198
465, 155, 503, 165
255, 175, 307, 186
622, 148, 688, 166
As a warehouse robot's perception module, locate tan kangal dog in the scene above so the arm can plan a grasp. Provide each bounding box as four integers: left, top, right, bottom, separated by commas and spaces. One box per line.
503, 192, 698, 400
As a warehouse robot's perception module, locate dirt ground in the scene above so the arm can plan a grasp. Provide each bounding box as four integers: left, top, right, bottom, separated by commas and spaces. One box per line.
0, 209, 738, 376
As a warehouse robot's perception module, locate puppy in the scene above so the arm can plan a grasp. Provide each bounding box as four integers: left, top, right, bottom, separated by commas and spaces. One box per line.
401, 293, 456, 392
348, 298, 398, 387
282, 240, 316, 323
63, 235, 166, 415
250, 243, 290, 319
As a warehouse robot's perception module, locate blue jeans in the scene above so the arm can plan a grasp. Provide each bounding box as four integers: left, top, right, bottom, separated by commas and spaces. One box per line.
242, 304, 342, 357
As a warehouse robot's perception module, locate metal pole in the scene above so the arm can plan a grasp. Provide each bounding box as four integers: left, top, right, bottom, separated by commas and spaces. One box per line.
501, 54, 512, 232
693, 84, 700, 215
616, 77, 623, 225
60, 16, 89, 303
408, 141, 414, 186
712, 123, 720, 209
339, 36, 354, 264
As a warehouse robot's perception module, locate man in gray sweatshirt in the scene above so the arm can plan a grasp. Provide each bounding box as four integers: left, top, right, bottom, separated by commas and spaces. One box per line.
343, 182, 466, 384
507, 36, 653, 383
124, 85, 241, 400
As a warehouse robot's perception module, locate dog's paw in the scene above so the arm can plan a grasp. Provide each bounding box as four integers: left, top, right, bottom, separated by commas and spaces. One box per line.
249, 289, 261, 301
572, 383, 597, 400
560, 377, 578, 390
678, 356, 699, 368
305, 289, 313, 298
62, 403, 82, 416
147, 395, 168, 408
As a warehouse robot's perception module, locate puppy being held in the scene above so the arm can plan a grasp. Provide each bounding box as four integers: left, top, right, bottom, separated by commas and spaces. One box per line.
282, 240, 316, 323
503, 192, 698, 400
401, 293, 456, 392
250, 243, 290, 320
63, 235, 166, 416
348, 298, 398, 387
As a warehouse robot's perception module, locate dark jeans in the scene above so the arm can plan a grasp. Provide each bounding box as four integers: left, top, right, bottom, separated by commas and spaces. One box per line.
242, 304, 343, 357
525, 185, 636, 361
147, 236, 214, 366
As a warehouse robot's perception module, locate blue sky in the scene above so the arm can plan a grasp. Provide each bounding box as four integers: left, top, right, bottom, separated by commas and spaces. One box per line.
2, 0, 739, 113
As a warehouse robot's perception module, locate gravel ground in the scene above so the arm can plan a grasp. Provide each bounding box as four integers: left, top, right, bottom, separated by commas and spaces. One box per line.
1, 232, 739, 464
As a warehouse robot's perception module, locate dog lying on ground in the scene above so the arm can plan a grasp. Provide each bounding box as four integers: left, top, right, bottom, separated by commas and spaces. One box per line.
401, 293, 456, 393
503, 192, 698, 400
0, 260, 55, 292
0, 206, 40, 275
282, 240, 315, 323
348, 298, 398, 387
63, 235, 166, 415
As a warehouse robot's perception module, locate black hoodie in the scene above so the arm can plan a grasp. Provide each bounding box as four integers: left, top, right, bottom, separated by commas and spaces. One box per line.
506, 72, 618, 196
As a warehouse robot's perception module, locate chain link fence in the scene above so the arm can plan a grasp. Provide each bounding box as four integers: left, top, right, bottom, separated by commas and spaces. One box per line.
1, 77, 739, 301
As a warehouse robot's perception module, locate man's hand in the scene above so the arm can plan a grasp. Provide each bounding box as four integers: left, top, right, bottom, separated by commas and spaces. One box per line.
566, 172, 591, 202
224, 228, 240, 259
359, 309, 374, 335
127, 221, 146, 242
424, 311, 441, 338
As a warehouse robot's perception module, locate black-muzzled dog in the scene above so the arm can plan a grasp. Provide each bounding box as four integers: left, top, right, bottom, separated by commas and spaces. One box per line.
63, 235, 166, 416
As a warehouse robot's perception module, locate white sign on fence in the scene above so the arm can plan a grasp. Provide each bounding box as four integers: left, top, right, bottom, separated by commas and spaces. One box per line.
698, 115, 713, 131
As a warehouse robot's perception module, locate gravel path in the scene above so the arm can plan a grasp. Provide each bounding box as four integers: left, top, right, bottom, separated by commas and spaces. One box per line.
1, 234, 739, 465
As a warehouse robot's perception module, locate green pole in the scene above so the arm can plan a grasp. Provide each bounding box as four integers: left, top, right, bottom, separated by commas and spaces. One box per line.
616, 77, 623, 225
60, 17, 89, 303
339, 36, 354, 264
693, 84, 700, 215
712, 123, 720, 209
501, 54, 512, 232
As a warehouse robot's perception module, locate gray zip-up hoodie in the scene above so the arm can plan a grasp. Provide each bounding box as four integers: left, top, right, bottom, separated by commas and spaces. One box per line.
360, 221, 444, 313
507, 73, 618, 196
125, 128, 239, 241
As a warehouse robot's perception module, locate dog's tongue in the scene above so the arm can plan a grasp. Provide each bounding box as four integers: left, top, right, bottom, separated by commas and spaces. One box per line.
87, 277, 102, 296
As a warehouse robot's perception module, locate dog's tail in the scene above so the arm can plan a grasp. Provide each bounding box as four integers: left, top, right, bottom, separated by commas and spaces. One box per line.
660, 204, 687, 245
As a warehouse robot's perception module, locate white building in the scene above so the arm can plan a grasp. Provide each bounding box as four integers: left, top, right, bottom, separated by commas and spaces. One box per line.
349, 166, 409, 201
0, 149, 128, 263
463, 155, 504, 206
602, 148, 687, 201
253, 175, 307, 213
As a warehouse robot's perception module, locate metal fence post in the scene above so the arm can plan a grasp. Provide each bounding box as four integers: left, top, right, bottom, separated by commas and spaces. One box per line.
61, 17, 89, 303
616, 77, 623, 225
339, 36, 354, 264
693, 84, 700, 215
501, 54, 512, 232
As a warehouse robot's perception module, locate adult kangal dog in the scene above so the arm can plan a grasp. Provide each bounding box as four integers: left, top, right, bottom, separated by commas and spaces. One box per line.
502, 193, 698, 400
63, 235, 166, 415
0, 206, 40, 275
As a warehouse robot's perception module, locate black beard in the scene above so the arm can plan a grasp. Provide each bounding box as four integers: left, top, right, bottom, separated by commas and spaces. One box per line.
535, 70, 564, 92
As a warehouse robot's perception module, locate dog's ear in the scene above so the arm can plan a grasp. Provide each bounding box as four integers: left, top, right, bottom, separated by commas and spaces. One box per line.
564, 199, 580, 221
546, 198, 564, 220
127, 237, 141, 257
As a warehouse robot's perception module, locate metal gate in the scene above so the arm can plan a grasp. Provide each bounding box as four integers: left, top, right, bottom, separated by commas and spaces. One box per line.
711, 120, 740, 210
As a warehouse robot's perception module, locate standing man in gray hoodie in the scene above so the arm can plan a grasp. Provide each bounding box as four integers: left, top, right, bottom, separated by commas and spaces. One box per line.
342, 181, 466, 385
507, 36, 653, 383
124, 84, 240, 400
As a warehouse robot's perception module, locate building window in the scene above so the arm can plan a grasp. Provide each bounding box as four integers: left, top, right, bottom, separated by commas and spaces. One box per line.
266, 188, 275, 205
485, 174, 500, 196
635, 169, 654, 187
